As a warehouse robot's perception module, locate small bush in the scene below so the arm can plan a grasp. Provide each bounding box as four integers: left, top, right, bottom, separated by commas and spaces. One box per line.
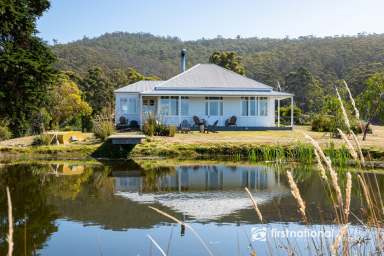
92, 115, 115, 141
143, 122, 155, 136
143, 114, 176, 137
311, 114, 334, 132
32, 134, 52, 146
168, 125, 176, 137
0, 119, 12, 141
311, 114, 363, 135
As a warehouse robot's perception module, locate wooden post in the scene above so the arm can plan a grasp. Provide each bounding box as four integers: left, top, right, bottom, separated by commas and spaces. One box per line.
139, 95, 143, 129
277, 99, 280, 127
178, 95, 181, 126
290, 97, 294, 128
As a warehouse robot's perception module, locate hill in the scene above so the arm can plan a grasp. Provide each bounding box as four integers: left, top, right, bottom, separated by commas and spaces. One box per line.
52, 32, 384, 94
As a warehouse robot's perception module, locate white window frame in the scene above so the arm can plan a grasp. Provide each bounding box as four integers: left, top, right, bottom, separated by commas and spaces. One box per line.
205, 97, 223, 116
181, 96, 190, 116
241, 97, 267, 117
120, 96, 137, 114
159, 96, 179, 116
259, 97, 268, 116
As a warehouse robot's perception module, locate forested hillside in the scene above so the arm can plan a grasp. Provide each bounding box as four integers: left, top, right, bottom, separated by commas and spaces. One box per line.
53, 32, 384, 94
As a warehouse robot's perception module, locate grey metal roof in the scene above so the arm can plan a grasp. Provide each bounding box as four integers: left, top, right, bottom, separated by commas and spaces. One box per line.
114, 80, 164, 93
155, 64, 272, 91
140, 90, 293, 98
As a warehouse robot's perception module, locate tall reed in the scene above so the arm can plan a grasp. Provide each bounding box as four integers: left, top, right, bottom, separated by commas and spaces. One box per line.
147, 235, 167, 256
149, 206, 214, 256
331, 224, 348, 256
286, 171, 307, 223
6, 187, 13, 256
245, 187, 263, 222
343, 80, 360, 120
344, 172, 352, 222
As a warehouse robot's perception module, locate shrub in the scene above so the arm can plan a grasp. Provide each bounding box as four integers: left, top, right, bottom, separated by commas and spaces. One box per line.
168, 125, 176, 137
279, 106, 308, 125
311, 114, 333, 132
311, 114, 363, 135
92, 115, 115, 141
143, 122, 155, 136
142, 114, 176, 137
32, 134, 52, 146
0, 119, 12, 141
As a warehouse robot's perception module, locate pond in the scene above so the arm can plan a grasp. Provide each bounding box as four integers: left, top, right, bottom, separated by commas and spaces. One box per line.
0, 160, 382, 255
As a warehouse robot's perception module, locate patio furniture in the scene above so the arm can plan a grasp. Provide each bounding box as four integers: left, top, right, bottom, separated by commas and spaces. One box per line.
116, 116, 130, 131
225, 116, 237, 127
206, 120, 219, 133
193, 116, 204, 127
179, 119, 191, 133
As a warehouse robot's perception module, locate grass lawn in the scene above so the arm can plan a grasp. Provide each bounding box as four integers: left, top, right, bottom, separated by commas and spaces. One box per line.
147, 125, 384, 150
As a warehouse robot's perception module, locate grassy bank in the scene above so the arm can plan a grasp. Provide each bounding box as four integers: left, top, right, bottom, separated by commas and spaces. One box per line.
1, 126, 384, 163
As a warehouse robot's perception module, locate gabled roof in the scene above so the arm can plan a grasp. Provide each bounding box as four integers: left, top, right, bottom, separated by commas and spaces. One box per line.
114, 80, 164, 93
155, 64, 272, 91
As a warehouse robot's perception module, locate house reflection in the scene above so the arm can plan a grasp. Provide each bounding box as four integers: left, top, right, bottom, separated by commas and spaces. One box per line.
113, 165, 289, 220
114, 165, 283, 193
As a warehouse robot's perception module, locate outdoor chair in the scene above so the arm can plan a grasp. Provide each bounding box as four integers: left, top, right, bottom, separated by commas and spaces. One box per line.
116, 116, 130, 131
225, 116, 237, 127
178, 119, 191, 133
205, 120, 219, 133
193, 116, 204, 127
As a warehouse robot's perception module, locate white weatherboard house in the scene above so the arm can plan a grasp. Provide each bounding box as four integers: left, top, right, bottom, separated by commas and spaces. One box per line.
115, 54, 294, 130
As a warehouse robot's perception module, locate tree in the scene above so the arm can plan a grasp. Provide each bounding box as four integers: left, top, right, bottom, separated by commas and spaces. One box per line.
0, 0, 56, 136
80, 67, 114, 115
358, 73, 384, 140
49, 74, 92, 128
209, 51, 245, 75
284, 67, 324, 113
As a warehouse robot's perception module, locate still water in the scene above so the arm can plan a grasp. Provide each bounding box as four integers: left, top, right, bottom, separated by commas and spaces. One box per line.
0, 160, 382, 255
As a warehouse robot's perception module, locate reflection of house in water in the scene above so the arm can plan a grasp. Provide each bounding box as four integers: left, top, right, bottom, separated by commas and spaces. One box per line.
114, 165, 289, 220
115, 165, 280, 192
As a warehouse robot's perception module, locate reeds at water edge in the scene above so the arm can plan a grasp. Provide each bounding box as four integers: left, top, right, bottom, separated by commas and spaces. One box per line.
148, 206, 214, 256
343, 80, 360, 120
331, 224, 349, 256
6, 186, 13, 256
244, 187, 263, 222
286, 170, 307, 223
344, 172, 352, 222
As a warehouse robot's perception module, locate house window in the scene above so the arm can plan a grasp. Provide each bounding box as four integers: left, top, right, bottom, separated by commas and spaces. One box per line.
181, 96, 189, 116
259, 97, 268, 116
129, 98, 138, 114
120, 98, 128, 113
241, 97, 249, 116
120, 97, 137, 114
241, 97, 265, 116
159, 96, 179, 116
205, 97, 223, 116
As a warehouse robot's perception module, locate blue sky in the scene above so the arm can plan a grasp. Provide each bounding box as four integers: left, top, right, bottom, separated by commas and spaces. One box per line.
37, 0, 384, 44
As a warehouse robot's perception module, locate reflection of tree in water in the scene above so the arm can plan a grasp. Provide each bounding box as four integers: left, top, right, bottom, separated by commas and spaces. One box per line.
142, 166, 175, 192
0, 164, 58, 255
0, 163, 96, 255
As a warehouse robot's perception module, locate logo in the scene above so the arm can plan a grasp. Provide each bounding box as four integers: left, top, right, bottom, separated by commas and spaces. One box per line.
251, 227, 267, 242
